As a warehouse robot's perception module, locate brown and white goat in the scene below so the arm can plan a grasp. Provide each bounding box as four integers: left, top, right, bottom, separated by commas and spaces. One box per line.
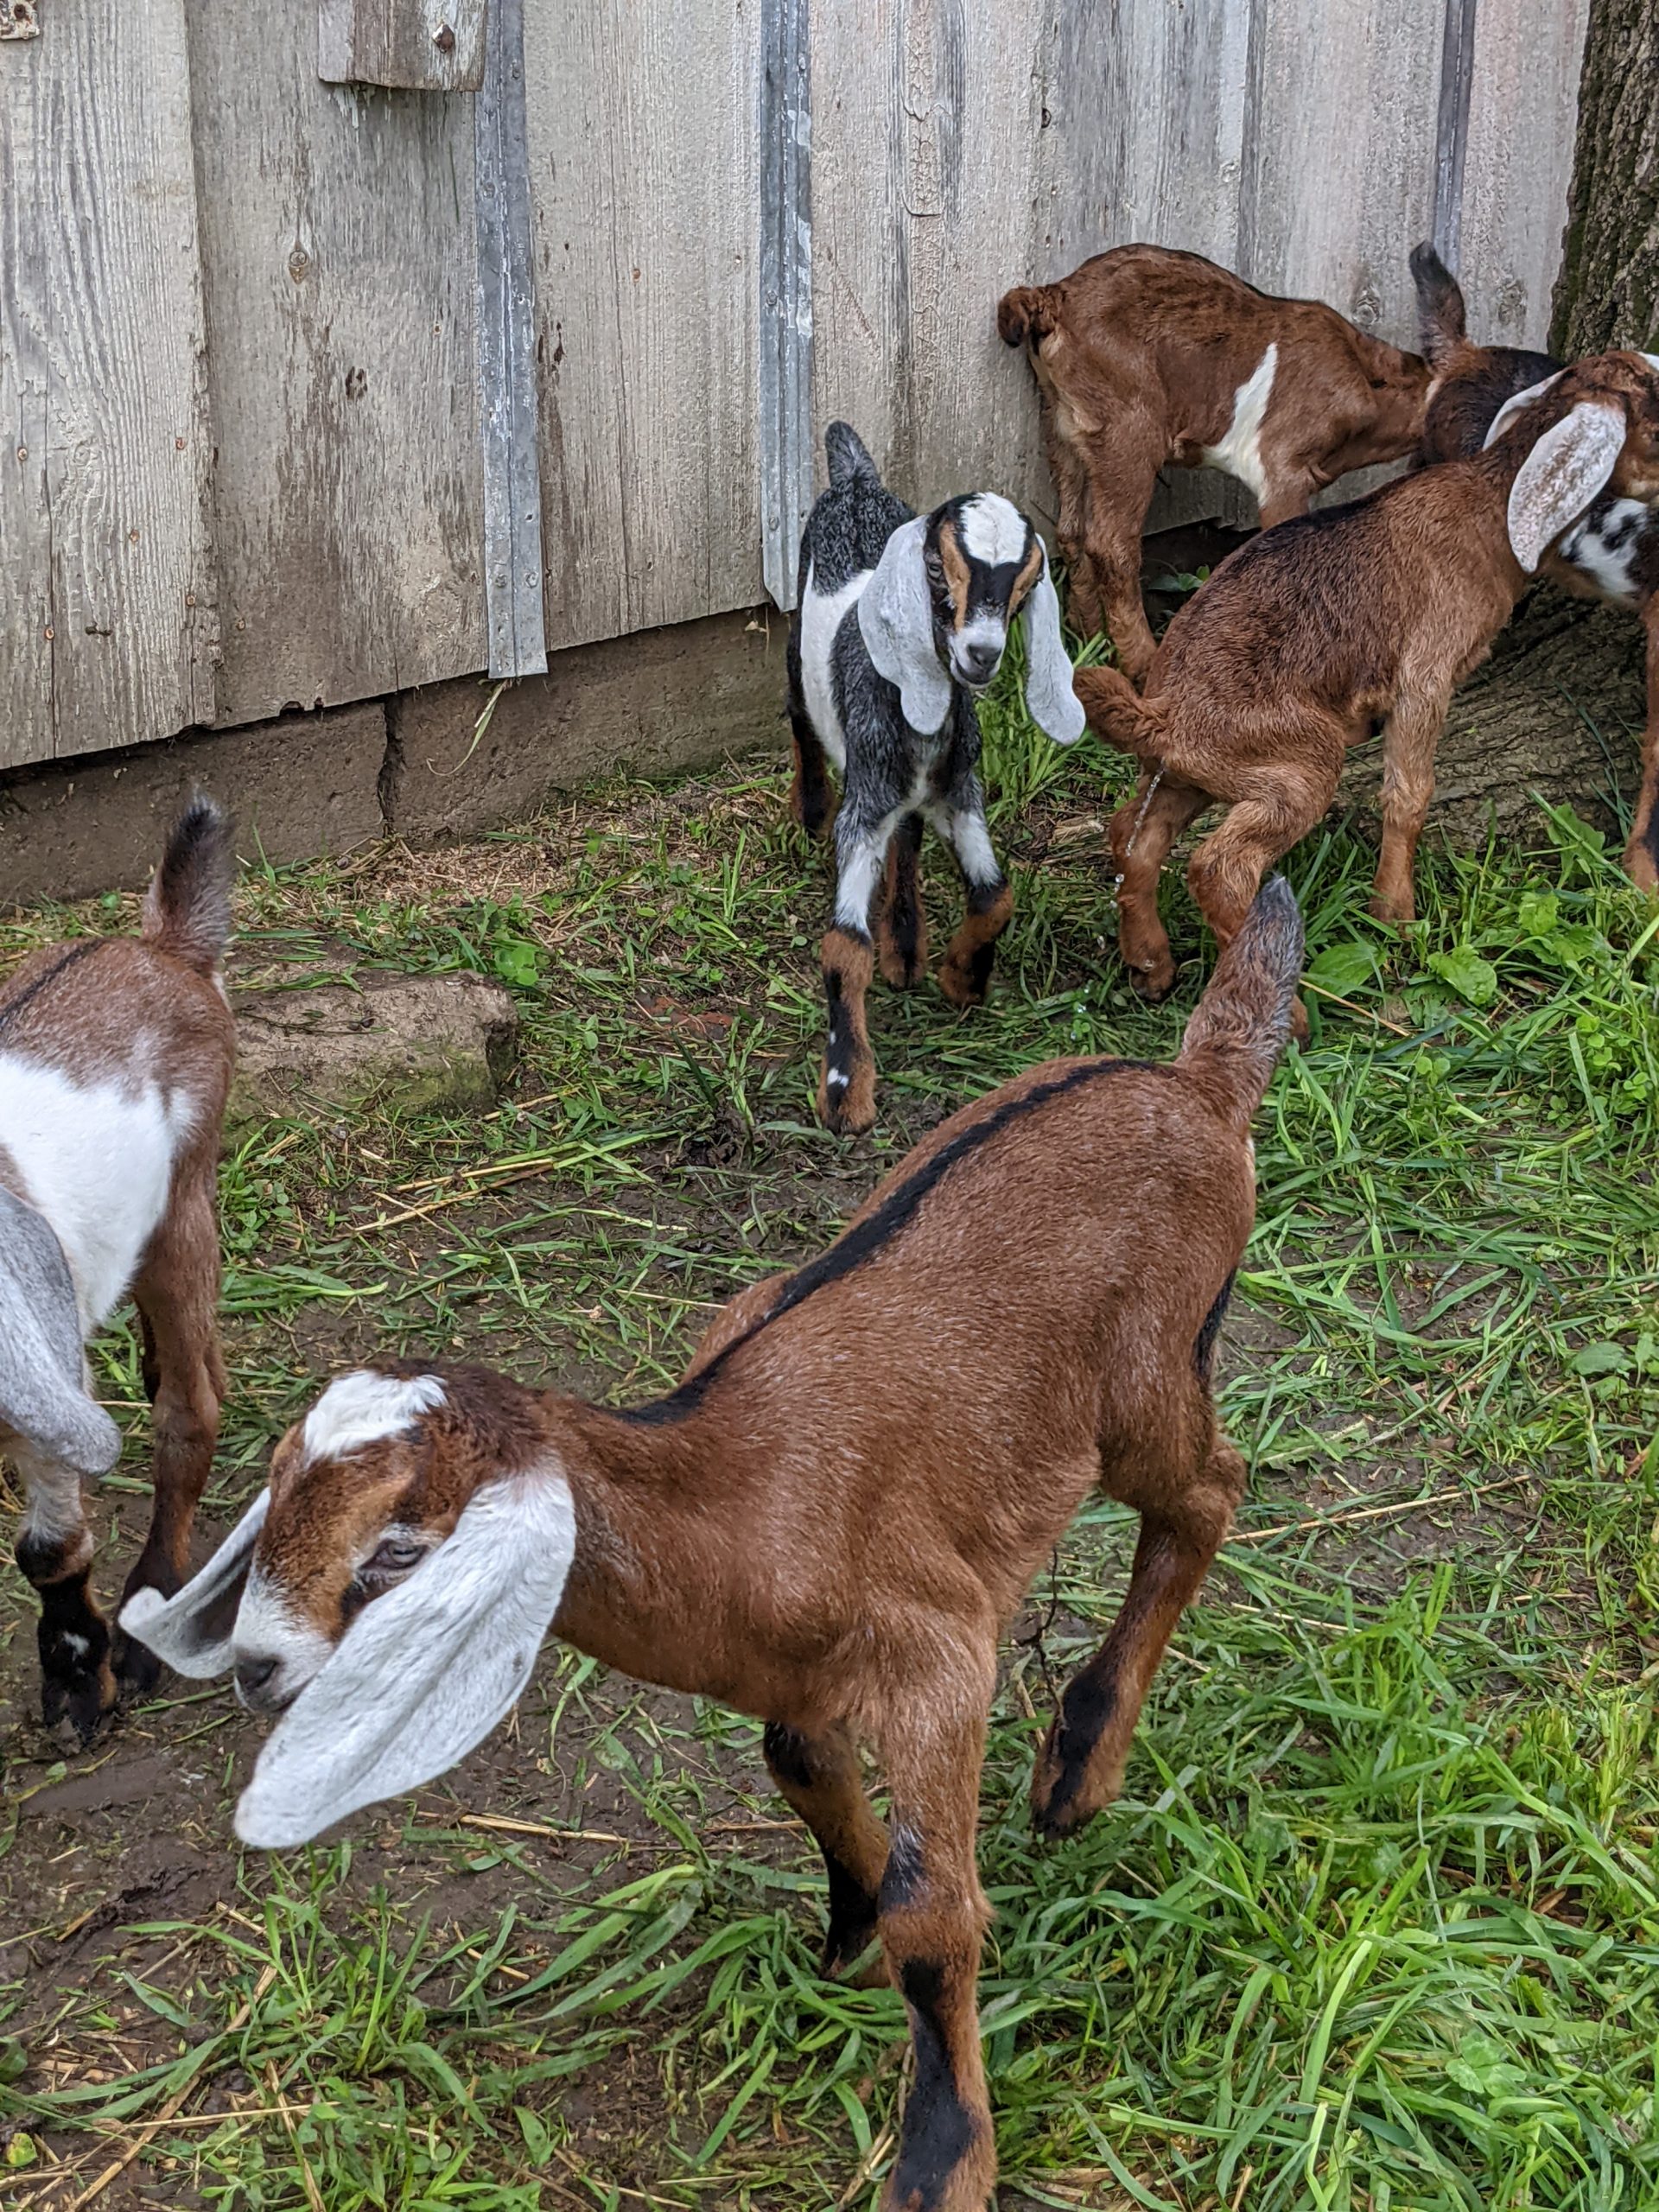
1073, 352, 1659, 1033
1411, 241, 1659, 890
998, 244, 1430, 683
1, 798, 235, 1742
125, 877, 1304, 2212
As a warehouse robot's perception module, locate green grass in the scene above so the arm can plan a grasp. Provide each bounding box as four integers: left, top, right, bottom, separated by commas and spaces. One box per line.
2, 660, 1659, 2211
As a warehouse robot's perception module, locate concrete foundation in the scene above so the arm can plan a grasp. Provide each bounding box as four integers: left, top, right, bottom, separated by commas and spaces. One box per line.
0, 607, 784, 906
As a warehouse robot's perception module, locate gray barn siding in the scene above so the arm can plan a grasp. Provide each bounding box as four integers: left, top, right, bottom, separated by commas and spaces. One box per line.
0, 0, 1595, 771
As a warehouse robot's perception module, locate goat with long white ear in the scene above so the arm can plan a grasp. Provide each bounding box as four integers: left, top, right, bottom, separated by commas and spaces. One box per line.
124, 878, 1306, 2212
786, 420, 1083, 1135
1, 798, 236, 1742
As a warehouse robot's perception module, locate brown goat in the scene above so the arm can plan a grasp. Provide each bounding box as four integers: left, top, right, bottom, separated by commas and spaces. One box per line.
1074, 352, 1659, 1032
124, 879, 1304, 2212
1411, 242, 1659, 891
0, 799, 236, 1743
998, 244, 1430, 682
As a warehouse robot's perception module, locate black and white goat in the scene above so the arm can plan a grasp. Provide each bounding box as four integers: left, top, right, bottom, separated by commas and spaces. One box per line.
786, 423, 1084, 1135
1, 799, 236, 1742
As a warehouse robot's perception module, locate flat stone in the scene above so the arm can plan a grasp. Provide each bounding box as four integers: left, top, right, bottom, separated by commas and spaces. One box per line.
229, 970, 519, 1125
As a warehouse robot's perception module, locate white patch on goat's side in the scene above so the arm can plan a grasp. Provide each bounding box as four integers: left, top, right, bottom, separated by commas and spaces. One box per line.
302, 1370, 448, 1467
0, 1056, 185, 1332
1555, 499, 1649, 607
798, 561, 869, 774
1200, 344, 1278, 502
957, 493, 1028, 568
1482, 372, 1566, 449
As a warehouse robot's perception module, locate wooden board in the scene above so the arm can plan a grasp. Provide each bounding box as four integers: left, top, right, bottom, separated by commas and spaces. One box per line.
0, 0, 216, 769
188, 0, 485, 724
523, 0, 763, 651
318, 0, 486, 92
1456, 0, 1591, 350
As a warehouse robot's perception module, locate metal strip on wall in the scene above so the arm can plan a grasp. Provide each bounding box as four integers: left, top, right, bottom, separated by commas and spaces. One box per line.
759, 0, 812, 613
1433, 0, 1479, 260
474, 0, 548, 677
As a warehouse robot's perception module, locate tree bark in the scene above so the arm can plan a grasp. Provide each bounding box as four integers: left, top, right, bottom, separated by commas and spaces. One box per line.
1393, 0, 1659, 849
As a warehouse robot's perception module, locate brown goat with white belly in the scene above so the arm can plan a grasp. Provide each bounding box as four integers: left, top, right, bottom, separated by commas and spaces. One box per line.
125, 878, 1304, 2212
998, 244, 1430, 682
1074, 351, 1659, 1033
1, 799, 235, 1742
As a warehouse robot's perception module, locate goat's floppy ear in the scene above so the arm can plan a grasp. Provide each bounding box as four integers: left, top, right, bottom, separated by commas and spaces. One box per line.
0, 1187, 120, 1478
1508, 397, 1626, 571
858, 516, 952, 735
118, 1488, 270, 1678
1482, 372, 1566, 452
234, 1468, 576, 1849
1021, 549, 1085, 745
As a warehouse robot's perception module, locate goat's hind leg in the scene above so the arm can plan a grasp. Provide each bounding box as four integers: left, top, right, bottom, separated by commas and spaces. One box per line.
1032, 1421, 1245, 1841
12, 1444, 114, 1744
875, 811, 928, 989
111, 1187, 226, 1699
764, 1722, 890, 1979
1109, 774, 1208, 1001
1185, 762, 1333, 1041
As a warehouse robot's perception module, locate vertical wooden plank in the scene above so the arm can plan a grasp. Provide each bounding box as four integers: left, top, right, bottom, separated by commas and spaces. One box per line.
1456, 0, 1591, 347
318, 0, 486, 92
759, 0, 812, 612
188, 0, 485, 724
474, 0, 546, 676
1432, 0, 1478, 264
0, 0, 216, 770
524, 0, 763, 651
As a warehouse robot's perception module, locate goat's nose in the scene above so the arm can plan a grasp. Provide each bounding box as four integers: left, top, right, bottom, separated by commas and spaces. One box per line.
960, 640, 1001, 682
235, 1653, 280, 1705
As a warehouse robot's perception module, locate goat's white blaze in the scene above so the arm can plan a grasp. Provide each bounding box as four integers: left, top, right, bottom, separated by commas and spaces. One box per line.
301, 1369, 448, 1465
232, 1565, 335, 1700
957, 493, 1028, 568
1556, 498, 1649, 606
798, 561, 869, 774
1200, 343, 1278, 502
0, 1055, 194, 1332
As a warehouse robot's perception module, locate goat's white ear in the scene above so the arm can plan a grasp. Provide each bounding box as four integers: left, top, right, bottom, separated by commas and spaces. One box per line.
234, 1469, 577, 1849
1481, 372, 1566, 452
858, 515, 951, 736
118, 1488, 270, 1678
1508, 396, 1626, 571
0, 1188, 120, 1478
1021, 550, 1085, 745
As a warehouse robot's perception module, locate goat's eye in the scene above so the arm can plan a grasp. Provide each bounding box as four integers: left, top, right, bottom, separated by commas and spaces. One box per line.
366, 1535, 426, 1574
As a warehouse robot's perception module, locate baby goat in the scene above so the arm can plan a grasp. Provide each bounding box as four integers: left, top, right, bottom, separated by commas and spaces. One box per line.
998, 244, 1430, 683
1412, 242, 1659, 890
0, 798, 235, 1742
787, 421, 1084, 1135
1074, 352, 1659, 1031
126, 878, 1305, 2212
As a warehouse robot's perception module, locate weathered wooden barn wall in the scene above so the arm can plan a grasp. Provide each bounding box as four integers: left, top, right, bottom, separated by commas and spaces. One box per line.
0, 0, 1592, 773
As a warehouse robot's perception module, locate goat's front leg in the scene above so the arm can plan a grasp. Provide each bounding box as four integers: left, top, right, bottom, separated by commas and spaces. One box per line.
931, 795, 1013, 1010
11, 1443, 115, 1745
818, 810, 891, 1135
876, 1667, 997, 2211
1370, 681, 1452, 925
111, 1187, 226, 1699
1109, 774, 1209, 1001
1623, 601, 1659, 894
875, 811, 928, 988
1032, 1436, 1245, 1840
763, 1721, 890, 1979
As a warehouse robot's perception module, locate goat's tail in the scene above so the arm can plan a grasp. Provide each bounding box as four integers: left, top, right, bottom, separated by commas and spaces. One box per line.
995, 283, 1061, 349
1176, 876, 1304, 1126
1071, 664, 1165, 766
142, 795, 236, 976
824, 421, 881, 493
1408, 241, 1467, 369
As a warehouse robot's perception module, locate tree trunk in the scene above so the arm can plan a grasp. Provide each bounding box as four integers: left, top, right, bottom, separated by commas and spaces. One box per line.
1388, 0, 1659, 850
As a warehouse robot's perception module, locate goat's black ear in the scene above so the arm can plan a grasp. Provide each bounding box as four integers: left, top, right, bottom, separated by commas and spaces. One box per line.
1021, 548, 1085, 745
119, 1490, 270, 1678
858, 517, 952, 735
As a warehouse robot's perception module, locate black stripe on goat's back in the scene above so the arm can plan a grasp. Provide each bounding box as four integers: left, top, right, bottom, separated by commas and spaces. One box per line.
0, 942, 105, 1037
620, 1056, 1162, 1427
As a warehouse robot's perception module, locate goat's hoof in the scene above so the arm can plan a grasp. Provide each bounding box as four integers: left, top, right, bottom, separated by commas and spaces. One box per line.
41, 1664, 118, 1750
1028, 1722, 1119, 1841
1622, 837, 1659, 895
823, 1929, 888, 1987
1125, 957, 1176, 1004
1366, 891, 1415, 928
1289, 995, 1311, 1046
938, 959, 991, 1011
112, 1629, 164, 1703
878, 943, 928, 991
818, 1071, 876, 1137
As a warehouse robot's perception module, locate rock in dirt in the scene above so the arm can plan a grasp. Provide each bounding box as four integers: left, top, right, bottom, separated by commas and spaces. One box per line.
230, 970, 519, 1125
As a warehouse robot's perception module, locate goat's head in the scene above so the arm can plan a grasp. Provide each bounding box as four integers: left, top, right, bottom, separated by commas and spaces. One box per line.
1490, 351, 1659, 570
118, 1362, 577, 1849
858, 493, 1085, 745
